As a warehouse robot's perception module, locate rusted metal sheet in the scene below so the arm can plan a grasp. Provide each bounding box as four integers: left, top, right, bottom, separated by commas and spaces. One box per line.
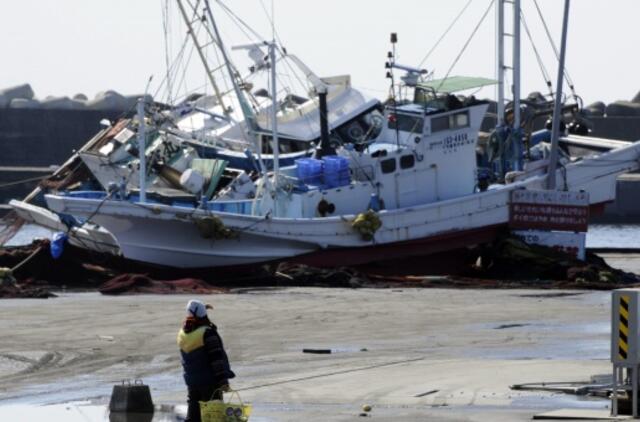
509, 189, 589, 232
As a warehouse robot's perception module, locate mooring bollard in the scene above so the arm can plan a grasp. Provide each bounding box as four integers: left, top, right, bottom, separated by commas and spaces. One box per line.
109, 379, 154, 414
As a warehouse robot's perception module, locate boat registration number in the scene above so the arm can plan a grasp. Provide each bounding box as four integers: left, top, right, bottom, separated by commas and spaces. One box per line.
429, 133, 474, 153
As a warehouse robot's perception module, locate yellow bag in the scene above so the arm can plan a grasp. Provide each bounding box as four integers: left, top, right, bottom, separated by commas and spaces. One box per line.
200, 389, 252, 422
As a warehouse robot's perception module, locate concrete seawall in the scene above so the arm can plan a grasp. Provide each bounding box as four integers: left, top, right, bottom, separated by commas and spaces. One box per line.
0, 108, 125, 208
0, 108, 123, 167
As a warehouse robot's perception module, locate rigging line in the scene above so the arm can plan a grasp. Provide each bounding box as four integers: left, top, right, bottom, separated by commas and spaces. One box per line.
153, 10, 195, 102
160, 36, 192, 104
258, 0, 276, 40
211, 3, 265, 111
271, 0, 275, 39
217, 0, 308, 101
532, 0, 576, 94
174, 25, 201, 104
520, 10, 553, 96
217, 0, 260, 43
279, 58, 321, 138
437, 0, 495, 91
217, 0, 313, 104
220, 0, 317, 137
418, 0, 473, 68
200, 0, 255, 117
217, 0, 266, 41
162, 0, 174, 104
209, 7, 262, 114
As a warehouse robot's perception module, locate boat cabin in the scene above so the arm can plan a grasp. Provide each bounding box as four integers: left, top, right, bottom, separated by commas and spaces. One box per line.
257, 98, 488, 218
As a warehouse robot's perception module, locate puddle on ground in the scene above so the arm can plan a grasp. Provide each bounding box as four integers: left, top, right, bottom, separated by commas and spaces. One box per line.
466, 321, 610, 360
0, 396, 611, 421
0, 403, 176, 422
0, 402, 274, 422
510, 393, 609, 410
0, 365, 183, 404
515, 292, 585, 299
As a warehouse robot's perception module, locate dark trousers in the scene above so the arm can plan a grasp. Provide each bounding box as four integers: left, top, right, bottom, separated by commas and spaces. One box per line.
186, 385, 223, 422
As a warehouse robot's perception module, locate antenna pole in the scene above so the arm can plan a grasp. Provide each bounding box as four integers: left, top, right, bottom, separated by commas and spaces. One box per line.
546, 0, 571, 190
496, 0, 505, 126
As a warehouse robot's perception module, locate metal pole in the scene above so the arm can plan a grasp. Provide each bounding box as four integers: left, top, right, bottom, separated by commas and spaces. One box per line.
496, 0, 505, 126
269, 41, 279, 190
546, 0, 571, 190
612, 365, 618, 416
634, 366, 638, 417
512, 0, 521, 130
137, 99, 146, 203
317, 90, 331, 157
203, 0, 257, 133
175, 0, 228, 114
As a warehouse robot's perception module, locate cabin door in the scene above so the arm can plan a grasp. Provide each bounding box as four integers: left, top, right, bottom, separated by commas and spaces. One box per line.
395, 166, 437, 208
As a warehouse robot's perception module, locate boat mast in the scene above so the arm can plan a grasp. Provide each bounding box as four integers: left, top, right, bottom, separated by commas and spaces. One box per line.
546, 0, 571, 190
137, 99, 147, 203
496, 0, 523, 172
202, 0, 258, 135
512, 0, 521, 134
175, 0, 228, 114
269, 40, 280, 187
496, 0, 505, 127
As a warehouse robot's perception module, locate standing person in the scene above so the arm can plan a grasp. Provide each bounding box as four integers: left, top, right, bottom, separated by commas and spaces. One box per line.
177, 299, 235, 422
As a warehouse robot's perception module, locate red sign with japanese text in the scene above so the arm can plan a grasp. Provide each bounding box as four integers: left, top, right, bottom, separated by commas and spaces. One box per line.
509, 189, 589, 232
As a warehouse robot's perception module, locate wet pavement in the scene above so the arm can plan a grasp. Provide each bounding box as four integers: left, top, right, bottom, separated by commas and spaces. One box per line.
0, 288, 621, 421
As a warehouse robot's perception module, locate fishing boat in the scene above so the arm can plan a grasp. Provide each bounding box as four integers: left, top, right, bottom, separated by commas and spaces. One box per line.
27, 1, 640, 269
44, 0, 640, 269
44, 83, 640, 269
6, 0, 382, 255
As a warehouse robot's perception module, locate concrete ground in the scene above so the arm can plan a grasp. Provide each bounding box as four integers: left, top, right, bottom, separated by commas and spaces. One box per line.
0, 283, 620, 421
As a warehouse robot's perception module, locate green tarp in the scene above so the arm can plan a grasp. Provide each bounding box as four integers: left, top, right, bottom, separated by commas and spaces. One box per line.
191, 158, 228, 199
417, 76, 497, 93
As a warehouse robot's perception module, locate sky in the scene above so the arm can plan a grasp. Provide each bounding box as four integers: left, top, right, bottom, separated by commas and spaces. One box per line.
0, 0, 638, 105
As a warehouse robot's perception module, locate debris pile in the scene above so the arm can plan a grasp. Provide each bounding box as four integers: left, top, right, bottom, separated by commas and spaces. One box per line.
274, 263, 369, 288
0, 234, 638, 298
466, 236, 640, 289
99, 274, 226, 295
0, 278, 56, 299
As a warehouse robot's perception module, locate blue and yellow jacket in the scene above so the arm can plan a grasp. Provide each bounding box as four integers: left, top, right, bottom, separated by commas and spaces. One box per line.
177, 321, 235, 388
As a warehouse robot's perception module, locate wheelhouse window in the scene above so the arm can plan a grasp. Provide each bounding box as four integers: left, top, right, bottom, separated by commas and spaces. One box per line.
431, 111, 470, 133
400, 154, 415, 169
431, 115, 449, 132
388, 114, 424, 133
380, 158, 397, 174
454, 111, 469, 128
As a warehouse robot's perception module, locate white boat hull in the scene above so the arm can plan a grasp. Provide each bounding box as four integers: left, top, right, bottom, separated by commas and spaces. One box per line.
10, 200, 121, 256
45, 140, 640, 269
